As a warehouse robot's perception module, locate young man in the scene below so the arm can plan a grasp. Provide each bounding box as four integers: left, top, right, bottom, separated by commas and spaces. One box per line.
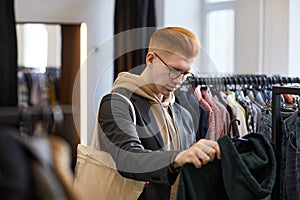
98, 27, 221, 200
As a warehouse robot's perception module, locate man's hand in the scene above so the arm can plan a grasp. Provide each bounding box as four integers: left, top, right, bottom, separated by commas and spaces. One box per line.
173, 139, 221, 169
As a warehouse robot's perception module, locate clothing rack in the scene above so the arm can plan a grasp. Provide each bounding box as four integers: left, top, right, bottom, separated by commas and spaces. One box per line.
0, 105, 80, 171
186, 75, 300, 198
187, 75, 300, 89
0, 105, 72, 135
17, 67, 62, 107
271, 86, 300, 200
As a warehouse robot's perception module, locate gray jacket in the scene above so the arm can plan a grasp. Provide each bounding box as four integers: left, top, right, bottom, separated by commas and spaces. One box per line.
98, 88, 196, 200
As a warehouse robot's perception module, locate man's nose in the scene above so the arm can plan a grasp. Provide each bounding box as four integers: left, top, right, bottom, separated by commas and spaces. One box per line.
172, 74, 184, 84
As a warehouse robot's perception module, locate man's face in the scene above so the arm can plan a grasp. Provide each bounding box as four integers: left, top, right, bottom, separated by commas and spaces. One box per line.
148, 51, 194, 97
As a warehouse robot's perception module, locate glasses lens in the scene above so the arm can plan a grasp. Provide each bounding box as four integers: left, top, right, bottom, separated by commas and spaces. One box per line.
169, 68, 182, 79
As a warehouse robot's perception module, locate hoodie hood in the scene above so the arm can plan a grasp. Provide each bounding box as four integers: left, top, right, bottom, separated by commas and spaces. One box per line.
112, 72, 159, 104
111, 72, 175, 105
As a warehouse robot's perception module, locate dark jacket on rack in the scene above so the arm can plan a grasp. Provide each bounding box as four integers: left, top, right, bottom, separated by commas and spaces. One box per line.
0, 126, 80, 200
177, 133, 276, 200
174, 87, 208, 140
98, 72, 196, 200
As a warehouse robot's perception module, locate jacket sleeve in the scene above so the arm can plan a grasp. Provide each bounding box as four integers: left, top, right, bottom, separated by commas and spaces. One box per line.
98, 93, 178, 185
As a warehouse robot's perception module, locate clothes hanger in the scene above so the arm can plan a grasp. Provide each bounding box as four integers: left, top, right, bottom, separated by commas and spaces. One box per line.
200, 78, 208, 91
297, 98, 300, 117
228, 118, 250, 149
227, 118, 240, 138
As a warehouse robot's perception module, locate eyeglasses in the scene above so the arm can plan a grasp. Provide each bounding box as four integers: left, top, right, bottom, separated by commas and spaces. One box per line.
154, 52, 194, 80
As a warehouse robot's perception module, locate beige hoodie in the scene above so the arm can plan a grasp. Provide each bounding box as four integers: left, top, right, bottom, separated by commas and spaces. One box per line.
111, 72, 180, 150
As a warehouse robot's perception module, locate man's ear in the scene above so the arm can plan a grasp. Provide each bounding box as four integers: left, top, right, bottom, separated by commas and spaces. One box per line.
146, 52, 155, 67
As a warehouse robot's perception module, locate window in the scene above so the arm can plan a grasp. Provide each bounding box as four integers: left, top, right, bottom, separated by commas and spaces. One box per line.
22, 24, 48, 72
201, 0, 235, 74
16, 23, 62, 73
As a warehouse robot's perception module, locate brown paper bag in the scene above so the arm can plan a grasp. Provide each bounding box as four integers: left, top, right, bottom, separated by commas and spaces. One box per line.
74, 144, 144, 200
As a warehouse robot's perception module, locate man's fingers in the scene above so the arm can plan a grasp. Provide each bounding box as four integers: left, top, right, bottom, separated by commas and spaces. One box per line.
213, 143, 221, 160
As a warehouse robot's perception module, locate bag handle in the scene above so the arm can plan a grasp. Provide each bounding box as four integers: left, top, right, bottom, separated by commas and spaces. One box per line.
112, 92, 136, 124
91, 92, 136, 149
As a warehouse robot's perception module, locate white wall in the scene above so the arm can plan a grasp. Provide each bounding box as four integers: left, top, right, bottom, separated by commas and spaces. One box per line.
46, 25, 62, 68
164, 0, 202, 37
235, 0, 263, 74
263, 0, 289, 76
289, 0, 300, 77
164, 0, 203, 71
234, 0, 289, 76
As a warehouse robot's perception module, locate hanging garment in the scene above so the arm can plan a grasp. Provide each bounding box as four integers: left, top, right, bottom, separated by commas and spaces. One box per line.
236, 91, 255, 133
39, 73, 49, 106
0, 126, 31, 198
0, 126, 81, 199
213, 95, 230, 138
30, 73, 40, 106
280, 112, 300, 200
17, 69, 29, 107
194, 86, 215, 140
216, 91, 240, 137
202, 88, 224, 140
226, 91, 248, 137
253, 89, 266, 107
177, 133, 276, 200
174, 87, 208, 140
